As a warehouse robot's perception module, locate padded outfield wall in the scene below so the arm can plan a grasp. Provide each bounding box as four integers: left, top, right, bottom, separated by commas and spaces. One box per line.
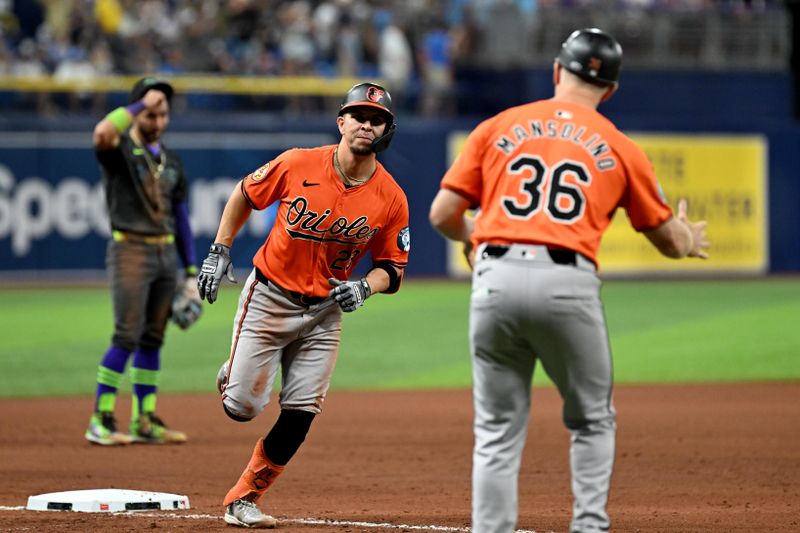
0, 69, 798, 278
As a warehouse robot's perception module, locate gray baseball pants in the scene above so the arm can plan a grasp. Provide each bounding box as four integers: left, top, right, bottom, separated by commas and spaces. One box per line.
470, 244, 616, 533
222, 269, 343, 419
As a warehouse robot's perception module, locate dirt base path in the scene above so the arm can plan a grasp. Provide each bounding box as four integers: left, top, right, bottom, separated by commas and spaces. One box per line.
1, 383, 798, 532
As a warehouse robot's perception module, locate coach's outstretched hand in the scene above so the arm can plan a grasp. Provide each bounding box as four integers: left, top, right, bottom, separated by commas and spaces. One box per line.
328, 277, 371, 312
198, 243, 236, 304
676, 199, 710, 260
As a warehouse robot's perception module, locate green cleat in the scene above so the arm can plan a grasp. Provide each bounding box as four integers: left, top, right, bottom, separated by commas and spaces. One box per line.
85, 412, 134, 446
130, 412, 187, 444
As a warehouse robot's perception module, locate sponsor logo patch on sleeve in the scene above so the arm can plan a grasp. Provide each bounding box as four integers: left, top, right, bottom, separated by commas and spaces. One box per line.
397, 226, 410, 252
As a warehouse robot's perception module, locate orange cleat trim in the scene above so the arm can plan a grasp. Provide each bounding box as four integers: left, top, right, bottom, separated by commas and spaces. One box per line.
223, 438, 285, 506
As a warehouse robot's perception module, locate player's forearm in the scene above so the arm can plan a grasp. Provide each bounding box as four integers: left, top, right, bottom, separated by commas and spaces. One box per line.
93, 119, 121, 150
214, 182, 252, 247
364, 267, 391, 295
173, 202, 197, 275
94, 101, 147, 150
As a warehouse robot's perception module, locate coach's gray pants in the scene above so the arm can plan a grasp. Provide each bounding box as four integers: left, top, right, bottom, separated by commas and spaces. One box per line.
470, 244, 616, 533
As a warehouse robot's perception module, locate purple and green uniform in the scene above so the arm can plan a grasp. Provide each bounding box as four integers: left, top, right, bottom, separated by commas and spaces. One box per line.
93, 133, 195, 418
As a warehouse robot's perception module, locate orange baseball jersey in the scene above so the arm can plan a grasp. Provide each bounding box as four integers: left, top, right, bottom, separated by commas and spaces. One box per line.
441, 99, 673, 266
241, 145, 410, 297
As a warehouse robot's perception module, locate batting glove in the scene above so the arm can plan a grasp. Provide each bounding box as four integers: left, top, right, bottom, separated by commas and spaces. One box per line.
198, 243, 236, 304
328, 277, 371, 312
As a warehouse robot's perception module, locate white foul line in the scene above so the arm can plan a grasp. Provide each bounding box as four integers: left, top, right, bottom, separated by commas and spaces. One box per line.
0, 506, 543, 532
290, 517, 471, 531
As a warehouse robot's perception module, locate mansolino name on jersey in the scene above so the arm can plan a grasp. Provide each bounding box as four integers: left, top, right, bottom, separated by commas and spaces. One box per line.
493, 115, 617, 171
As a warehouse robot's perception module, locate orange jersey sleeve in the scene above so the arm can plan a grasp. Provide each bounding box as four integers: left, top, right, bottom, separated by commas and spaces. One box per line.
242, 146, 410, 297
440, 99, 672, 266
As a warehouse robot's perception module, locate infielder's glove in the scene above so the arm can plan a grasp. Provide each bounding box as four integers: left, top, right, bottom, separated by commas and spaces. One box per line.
328, 277, 371, 312
171, 277, 203, 330
198, 243, 236, 304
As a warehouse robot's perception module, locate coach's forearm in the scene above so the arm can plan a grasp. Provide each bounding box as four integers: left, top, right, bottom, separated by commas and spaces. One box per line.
214, 181, 252, 247
431, 213, 473, 246
644, 217, 693, 259
429, 189, 473, 244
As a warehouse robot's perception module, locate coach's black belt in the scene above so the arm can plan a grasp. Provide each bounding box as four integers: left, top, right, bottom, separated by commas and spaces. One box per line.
255, 268, 326, 306
482, 244, 577, 266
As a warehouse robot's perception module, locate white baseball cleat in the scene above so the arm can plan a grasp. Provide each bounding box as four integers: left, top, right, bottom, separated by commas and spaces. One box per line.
224, 499, 277, 528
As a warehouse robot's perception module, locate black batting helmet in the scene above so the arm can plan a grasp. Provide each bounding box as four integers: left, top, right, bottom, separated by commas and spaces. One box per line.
556, 28, 622, 87
338, 82, 396, 153
130, 77, 174, 103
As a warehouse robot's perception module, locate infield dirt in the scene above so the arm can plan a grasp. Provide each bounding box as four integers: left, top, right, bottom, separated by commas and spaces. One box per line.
0, 383, 798, 532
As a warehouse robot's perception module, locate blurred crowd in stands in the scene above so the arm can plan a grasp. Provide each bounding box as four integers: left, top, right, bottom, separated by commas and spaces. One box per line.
0, 0, 786, 115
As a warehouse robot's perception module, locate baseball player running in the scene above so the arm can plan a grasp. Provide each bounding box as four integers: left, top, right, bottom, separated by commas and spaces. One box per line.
429, 29, 709, 533
197, 83, 410, 528
85, 77, 197, 446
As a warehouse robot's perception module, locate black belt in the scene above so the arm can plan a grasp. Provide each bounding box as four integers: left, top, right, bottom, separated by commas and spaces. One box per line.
255, 268, 326, 306
482, 245, 577, 266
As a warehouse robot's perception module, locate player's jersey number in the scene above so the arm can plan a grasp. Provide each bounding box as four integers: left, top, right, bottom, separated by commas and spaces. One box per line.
501, 155, 591, 223
330, 248, 361, 271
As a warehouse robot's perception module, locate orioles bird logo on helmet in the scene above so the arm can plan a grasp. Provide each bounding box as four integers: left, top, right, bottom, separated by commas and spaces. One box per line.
366, 86, 384, 103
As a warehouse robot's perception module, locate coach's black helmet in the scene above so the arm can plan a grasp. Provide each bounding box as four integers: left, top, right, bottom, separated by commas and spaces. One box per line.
338, 82, 396, 153
130, 77, 174, 103
556, 28, 622, 87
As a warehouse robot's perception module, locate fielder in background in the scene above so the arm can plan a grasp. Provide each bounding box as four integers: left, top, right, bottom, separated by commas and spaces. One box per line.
197, 82, 410, 528
84, 77, 200, 446
429, 29, 709, 533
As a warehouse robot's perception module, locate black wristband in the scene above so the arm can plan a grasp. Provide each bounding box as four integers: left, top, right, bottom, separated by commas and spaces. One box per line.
359, 278, 372, 299
210, 243, 230, 254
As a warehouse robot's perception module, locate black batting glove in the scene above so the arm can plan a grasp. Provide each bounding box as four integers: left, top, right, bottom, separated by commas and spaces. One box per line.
198, 243, 236, 304
328, 277, 371, 312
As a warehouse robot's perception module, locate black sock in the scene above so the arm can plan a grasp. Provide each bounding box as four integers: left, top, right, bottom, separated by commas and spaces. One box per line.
262, 409, 316, 465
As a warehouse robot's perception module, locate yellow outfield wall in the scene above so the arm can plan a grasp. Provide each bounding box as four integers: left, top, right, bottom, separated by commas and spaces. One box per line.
0, 74, 381, 96
445, 132, 768, 276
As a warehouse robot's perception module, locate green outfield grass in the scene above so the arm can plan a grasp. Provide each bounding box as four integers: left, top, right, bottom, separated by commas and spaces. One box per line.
1, 278, 799, 398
